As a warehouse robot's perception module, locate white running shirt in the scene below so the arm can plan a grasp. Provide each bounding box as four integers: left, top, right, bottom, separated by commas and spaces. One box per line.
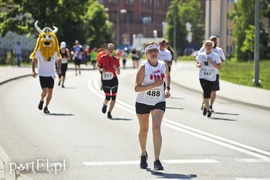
158, 49, 172, 62
136, 60, 167, 105
34, 50, 60, 77
196, 51, 221, 81
196, 46, 225, 74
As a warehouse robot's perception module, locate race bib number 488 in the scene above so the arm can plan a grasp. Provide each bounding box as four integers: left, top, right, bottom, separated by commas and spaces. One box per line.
144, 88, 162, 100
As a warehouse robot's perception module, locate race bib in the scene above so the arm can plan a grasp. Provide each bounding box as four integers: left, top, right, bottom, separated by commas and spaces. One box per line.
61, 58, 68, 63
202, 69, 214, 79
144, 88, 162, 100
102, 72, 114, 80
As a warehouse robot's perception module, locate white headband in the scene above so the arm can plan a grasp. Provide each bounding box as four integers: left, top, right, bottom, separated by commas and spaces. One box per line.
144, 44, 159, 54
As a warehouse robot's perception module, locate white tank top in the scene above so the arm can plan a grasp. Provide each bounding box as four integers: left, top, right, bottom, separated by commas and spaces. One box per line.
136, 60, 166, 105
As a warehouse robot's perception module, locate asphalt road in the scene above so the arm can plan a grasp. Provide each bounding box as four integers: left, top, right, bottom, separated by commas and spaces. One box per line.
0, 68, 270, 180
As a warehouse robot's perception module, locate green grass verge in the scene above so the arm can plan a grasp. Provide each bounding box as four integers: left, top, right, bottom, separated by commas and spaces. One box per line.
176, 56, 270, 90
219, 60, 270, 90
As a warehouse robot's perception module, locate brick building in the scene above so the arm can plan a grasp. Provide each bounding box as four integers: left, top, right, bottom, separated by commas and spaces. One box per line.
99, 0, 172, 46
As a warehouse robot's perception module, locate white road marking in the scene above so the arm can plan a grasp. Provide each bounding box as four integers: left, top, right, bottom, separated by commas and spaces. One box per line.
83, 159, 219, 166
83, 161, 139, 166
163, 159, 219, 164
234, 178, 270, 180
87, 76, 270, 162
234, 158, 270, 163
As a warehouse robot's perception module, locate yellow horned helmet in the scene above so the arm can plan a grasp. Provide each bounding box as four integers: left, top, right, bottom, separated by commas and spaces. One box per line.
30, 21, 62, 61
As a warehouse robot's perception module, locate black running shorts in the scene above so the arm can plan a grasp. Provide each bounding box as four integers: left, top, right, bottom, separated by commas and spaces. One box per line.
39, 76, 54, 89
135, 101, 166, 114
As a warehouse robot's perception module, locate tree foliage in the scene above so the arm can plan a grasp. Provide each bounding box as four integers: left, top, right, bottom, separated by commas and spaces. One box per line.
179, 0, 204, 49
230, 0, 269, 61
165, 0, 204, 55
0, 0, 113, 48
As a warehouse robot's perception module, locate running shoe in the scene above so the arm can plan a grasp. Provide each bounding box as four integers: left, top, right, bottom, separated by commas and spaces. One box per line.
43, 107, 50, 114
201, 102, 204, 110
62, 84, 65, 88
140, 151, 148, 169
154, 160, 164, 170
107, 111, 112, 119
203, 107, 207, 116
38, 100, 44, 110
207, 111, 212, 118
58, 81, 61, 86
102, 104, 107, 113
209, 106, 214, 112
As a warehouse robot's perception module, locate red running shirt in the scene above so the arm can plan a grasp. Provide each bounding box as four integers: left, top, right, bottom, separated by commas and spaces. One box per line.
98, 55, 120, 77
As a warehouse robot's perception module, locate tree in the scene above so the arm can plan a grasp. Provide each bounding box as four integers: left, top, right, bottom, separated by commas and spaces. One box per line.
179, 0, 205, 49
165, 0, 204, 55
166, 0, 188, 55
83, 1, 113, 48
230, 0, 269, 61
0, 0, 113, 48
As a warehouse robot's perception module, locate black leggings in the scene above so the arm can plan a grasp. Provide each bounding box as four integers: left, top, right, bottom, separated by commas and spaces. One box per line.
102, 77, 118, 101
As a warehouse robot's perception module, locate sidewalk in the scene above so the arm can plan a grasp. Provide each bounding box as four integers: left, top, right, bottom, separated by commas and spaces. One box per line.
170, 61, 270, 111
0, 61, 270, 179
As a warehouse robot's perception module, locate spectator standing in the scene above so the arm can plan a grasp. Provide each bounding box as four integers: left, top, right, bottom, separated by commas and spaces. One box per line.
13, 41, 22, 67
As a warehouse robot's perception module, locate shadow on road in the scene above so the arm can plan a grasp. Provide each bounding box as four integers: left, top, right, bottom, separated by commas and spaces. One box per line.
210, 117, 237, 121
110, 117, 132, 121
47, 113, 74, 116
146, 168, 197, 179
213, 112, 240, 116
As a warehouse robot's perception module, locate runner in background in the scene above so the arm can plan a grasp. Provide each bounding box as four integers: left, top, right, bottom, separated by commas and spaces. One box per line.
96, 43, 120, 119
58, 41, 71, 88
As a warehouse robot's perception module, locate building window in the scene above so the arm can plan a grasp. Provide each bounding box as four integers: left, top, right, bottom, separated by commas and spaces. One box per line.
142, 17, 152, 25
227, 29, 232, 36
125, 0, 134, 5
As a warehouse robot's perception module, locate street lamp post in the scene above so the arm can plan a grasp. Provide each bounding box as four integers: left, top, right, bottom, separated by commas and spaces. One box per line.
120, 9, 130, 45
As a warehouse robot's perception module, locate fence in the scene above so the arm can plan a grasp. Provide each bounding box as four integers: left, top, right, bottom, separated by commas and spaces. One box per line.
0, 49, 32, 65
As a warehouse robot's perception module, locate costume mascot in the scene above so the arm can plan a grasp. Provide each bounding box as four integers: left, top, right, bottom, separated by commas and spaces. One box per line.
30, 21, 61, 61
30, 21, 62, 114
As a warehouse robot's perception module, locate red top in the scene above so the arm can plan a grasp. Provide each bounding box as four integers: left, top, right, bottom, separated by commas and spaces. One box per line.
98, 55, 120, 77
97, 51, 106, 61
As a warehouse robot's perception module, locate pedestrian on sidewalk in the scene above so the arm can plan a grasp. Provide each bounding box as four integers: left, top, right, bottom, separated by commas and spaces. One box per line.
58, 41, 71, 88
30, 21, 62, 114
196, 40, 221, 118
197, 35, 226, 112
13, 41, 22, 67
135, 42, 171, 170
96, 43, 120, 119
